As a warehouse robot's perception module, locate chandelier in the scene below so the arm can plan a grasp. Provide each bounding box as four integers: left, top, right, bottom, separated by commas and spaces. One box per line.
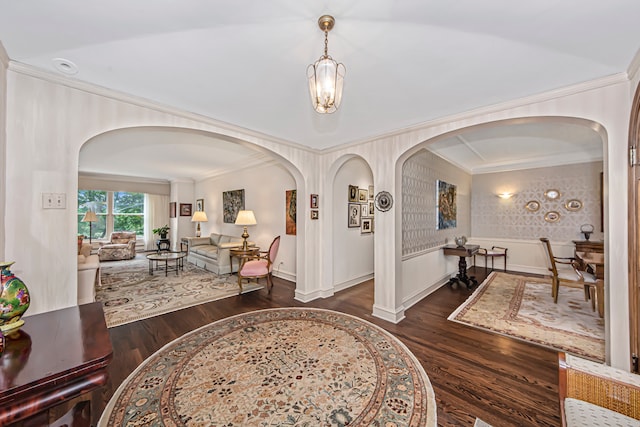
307, 15, 346, 114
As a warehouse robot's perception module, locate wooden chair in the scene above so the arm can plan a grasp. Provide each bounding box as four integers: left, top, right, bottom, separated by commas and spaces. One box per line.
237, 236, 280, 294
540, 237, 597, 304
558, 352, 640, 426
474, 246, 508, 273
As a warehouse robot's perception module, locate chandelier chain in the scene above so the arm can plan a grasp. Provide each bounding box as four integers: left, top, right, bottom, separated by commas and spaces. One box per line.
324, 29, 329, 58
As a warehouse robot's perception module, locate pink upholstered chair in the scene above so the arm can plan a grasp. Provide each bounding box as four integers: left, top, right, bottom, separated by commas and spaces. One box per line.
237, 236, 280, 294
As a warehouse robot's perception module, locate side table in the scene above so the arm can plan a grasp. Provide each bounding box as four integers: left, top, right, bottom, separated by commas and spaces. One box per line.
229, 247, 260, 273
0, 302, 112, 425
442, 244, 480, 289
156, 238, 170, 252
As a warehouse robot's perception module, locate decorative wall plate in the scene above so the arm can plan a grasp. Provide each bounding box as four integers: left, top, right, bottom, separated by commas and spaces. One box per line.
525, 200, 540, 212
564, 199, 583, 211
544, 189, 560, 200
374, 191, 393, 212
544, 211, 561, 222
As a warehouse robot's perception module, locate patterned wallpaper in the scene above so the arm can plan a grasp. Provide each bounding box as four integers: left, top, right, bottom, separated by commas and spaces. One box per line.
471, 162, 602, 241
402, 150, 471, 256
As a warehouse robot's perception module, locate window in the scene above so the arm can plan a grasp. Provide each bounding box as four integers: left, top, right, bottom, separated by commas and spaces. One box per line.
78, 190, 144, 239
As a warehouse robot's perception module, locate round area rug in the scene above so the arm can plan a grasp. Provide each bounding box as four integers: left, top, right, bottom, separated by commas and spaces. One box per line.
100, 308, 436, 426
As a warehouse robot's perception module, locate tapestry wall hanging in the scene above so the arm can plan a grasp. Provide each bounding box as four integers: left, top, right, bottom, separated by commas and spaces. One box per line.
222, 189, 245, 223
436, 179, 457, 230
286, 189, 297, 235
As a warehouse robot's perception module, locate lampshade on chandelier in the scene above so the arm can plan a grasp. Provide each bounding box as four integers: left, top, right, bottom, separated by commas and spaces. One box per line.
307, 15, 345, 114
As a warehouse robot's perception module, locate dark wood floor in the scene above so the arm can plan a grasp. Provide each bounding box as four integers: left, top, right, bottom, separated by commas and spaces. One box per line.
90, 267, 560, 426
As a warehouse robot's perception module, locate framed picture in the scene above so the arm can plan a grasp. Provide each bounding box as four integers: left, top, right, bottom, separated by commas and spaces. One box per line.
180, 203, 192, 217
525, 200, 541, 212
436, 180, 457, 229
310, 194, 319, 209
564, 199, 583, 211
544, 211, 561, 222
358, 189, 368, 202
223, 189, 245, 223
368, 185, 374, 200
348, 203, 361, 228
361, 203, 369, 217
196, 198, 204, 212
311, 210, 319, 220
169, 202, 176, 218
369, 201, 375, 217
286, 189, 297, 235
348, 185, 359, 202
361, 217, 373, 234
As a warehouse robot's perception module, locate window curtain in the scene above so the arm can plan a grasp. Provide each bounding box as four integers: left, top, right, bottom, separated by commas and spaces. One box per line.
144, 194, 170, 250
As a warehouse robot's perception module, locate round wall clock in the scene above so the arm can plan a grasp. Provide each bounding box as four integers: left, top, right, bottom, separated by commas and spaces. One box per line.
374, 191, 393, 212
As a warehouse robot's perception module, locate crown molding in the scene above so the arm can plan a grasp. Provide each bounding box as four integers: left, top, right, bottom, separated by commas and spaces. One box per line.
325, 72, 629, 154
79, 171, 170, 185
195, 153, 279, 181
0, 43, 9, 68
7, 61, 319, 155
628, 48, 640, 83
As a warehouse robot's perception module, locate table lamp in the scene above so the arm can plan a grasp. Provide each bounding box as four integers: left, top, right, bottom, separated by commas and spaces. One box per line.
234, 210, 257, 250
81, 210, 98, 244
191, 211, 208, 237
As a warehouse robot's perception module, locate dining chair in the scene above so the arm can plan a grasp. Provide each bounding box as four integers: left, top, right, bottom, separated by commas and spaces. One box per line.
237, 236, 280, 294
540, 237, 597, 304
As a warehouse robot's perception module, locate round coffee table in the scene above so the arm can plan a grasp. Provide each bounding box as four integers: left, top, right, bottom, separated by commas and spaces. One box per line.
147, 251, 187, 276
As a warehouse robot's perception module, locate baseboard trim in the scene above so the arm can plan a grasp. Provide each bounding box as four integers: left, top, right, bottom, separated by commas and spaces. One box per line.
372, 304, 406, 324
333, 273, 374, 293
402, 274, 450, 310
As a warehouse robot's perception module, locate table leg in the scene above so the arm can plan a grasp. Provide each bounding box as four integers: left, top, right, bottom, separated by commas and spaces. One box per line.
149, 259, 153, 275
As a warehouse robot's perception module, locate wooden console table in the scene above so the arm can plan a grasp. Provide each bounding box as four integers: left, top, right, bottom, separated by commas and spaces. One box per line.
0, 302, 113, 425
443, 244, 480, 289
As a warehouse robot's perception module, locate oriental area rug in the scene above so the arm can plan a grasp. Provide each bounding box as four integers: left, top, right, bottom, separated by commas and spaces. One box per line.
96, 256, 262, 328
99, 308, 437, 426
448, 272, 605, 362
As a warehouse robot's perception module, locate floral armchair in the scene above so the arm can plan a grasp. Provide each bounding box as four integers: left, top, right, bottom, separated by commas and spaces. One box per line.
98, 232, 137, 261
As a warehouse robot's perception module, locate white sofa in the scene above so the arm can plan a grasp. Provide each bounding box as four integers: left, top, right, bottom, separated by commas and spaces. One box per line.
186, 233, 254, 275
78, 243, 100, 304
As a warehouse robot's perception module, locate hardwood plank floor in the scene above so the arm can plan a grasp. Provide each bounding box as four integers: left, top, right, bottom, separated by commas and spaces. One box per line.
90, 267, 561, 426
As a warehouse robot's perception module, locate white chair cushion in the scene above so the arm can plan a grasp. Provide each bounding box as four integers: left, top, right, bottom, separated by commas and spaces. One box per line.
557, 269, 597, 283
565, 398, 640, 426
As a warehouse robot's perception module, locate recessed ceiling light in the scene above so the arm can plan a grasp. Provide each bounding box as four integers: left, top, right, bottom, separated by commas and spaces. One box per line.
52, 58, 78, 75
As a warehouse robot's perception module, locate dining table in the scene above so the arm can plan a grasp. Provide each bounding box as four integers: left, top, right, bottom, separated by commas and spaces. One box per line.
575, 251, 605, 318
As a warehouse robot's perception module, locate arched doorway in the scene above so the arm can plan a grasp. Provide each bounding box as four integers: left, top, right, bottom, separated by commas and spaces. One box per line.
627, 83, 640, 373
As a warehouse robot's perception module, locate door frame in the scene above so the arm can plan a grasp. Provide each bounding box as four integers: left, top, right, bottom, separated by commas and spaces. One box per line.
628, 82, 640, 372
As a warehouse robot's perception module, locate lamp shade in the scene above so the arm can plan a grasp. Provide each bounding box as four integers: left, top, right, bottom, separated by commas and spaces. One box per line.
81, 211, 98, 222
234, 210, 257, 226
191, 211, 208, 222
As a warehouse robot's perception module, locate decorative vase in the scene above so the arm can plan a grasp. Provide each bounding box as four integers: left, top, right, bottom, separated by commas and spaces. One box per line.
454, 236, 467, 247
0, 262, 30, 335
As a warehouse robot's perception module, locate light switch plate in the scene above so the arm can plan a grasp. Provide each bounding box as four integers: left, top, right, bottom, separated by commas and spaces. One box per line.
42, 193, 66, 209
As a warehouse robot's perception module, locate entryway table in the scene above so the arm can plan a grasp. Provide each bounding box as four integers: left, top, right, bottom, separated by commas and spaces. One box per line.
442, 244, 480, 289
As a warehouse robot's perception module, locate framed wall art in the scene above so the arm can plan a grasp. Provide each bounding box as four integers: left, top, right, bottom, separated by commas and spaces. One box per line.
180, 203, 192, 217
286, 189, 297, 235
368, 185, 374, 199
525, 200, 540, 212
196, 198, 204, 212
311, 210, 319, 220
348, 203, 361, 228
310, 194, 319, 209
348, 185, 358, 202
169, 202, 176, 218
222, 189, 245, 223
564, 199, 582, 211
361, 217, 373, 234
436, 180, 457, 230
544, 211, 561, 222
358, 188, 368, 202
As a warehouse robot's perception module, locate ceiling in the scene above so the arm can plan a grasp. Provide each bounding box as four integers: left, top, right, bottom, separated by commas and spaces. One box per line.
1, 1, 635, 180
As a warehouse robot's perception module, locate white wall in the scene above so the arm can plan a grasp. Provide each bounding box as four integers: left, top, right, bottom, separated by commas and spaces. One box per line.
195, 161, 296, 280
332, 157, 374, 290
2, 55, 636, 369
170, 180, 195, 251
0, 44, 7, 262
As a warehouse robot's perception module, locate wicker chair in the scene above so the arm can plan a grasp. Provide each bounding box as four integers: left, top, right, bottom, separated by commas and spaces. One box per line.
558, 352, 640, 426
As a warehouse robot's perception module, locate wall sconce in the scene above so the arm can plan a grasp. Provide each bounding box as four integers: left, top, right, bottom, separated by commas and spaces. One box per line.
497, 192, 514, 199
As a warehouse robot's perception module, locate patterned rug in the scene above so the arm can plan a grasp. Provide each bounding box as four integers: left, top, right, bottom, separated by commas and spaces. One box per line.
96, 256, 262, 328
99, 308, 437, 426
448, 272, 605, 362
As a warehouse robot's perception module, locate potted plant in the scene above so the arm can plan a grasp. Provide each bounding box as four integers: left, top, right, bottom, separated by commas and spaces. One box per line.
153, 225, 170, 239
